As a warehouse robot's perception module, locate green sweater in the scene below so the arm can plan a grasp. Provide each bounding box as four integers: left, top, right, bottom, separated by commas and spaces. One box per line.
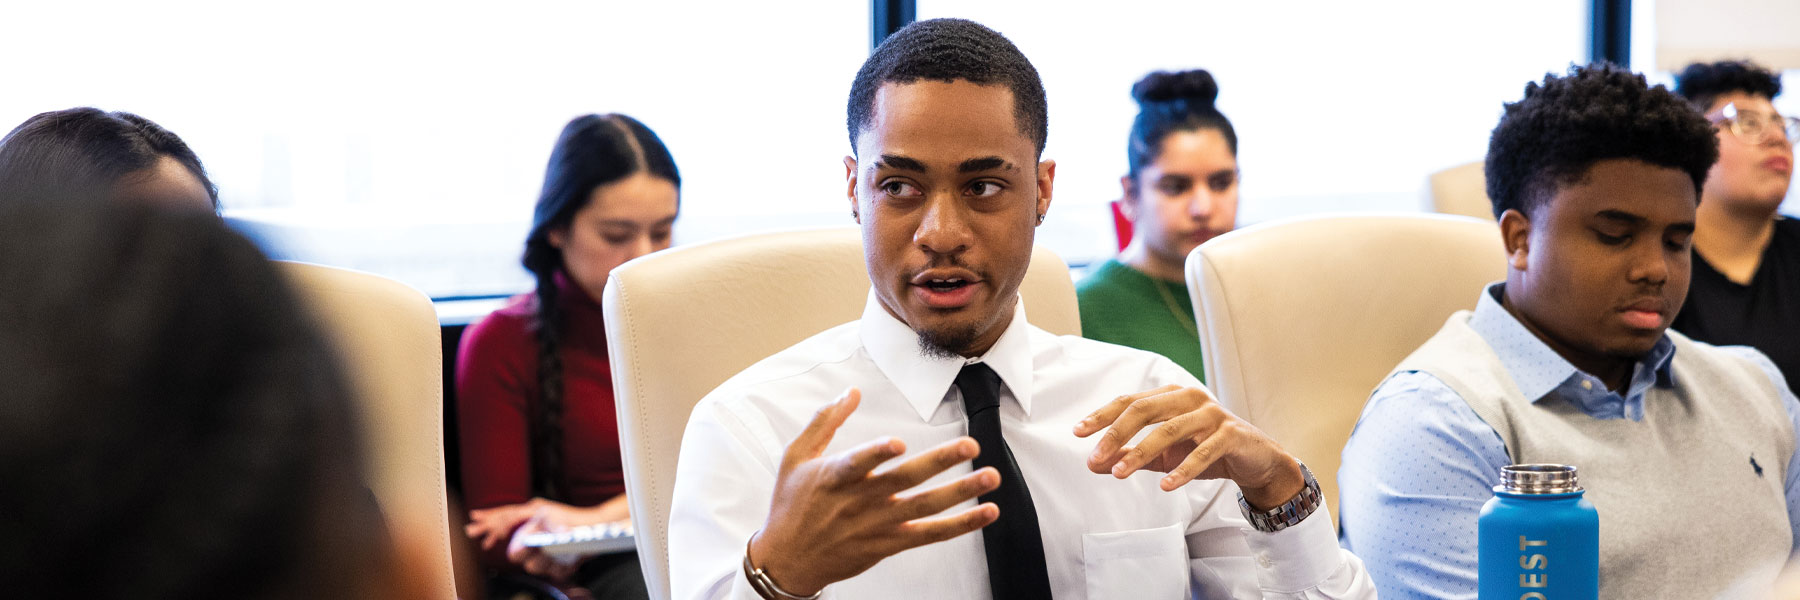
1075, 259, 1205, 381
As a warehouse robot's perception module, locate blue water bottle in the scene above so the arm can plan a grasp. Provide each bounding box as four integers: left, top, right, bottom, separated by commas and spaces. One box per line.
1479, 464, 1599, 600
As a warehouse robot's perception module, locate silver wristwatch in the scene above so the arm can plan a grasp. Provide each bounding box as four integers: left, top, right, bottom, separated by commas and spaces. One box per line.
743, 536, 822, 600
1237, 463, 1323, 533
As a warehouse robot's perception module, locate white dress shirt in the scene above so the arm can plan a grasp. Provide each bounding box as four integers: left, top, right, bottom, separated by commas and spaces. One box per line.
668, 294, 1374, 599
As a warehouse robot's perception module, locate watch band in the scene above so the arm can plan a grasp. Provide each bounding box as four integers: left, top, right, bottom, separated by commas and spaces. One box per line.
1238, 463, 1322, 533
743, 535, 822, 600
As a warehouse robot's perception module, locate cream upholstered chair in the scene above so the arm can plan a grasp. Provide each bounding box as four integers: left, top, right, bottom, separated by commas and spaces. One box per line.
1430, 160, 1494, 220
603, 226, 1081, 600
279, 262, 456, 600
1184, 213, 1506, 525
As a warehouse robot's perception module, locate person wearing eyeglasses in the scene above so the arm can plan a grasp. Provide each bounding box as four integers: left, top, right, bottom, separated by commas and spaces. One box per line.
1338, 64, 1799, 599
1672, 60, 1800, 394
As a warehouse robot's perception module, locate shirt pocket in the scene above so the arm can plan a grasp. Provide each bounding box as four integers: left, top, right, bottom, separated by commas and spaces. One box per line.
1082, 522, 1189, 599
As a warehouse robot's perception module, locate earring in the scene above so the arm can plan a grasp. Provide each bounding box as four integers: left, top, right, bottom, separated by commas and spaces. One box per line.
1036, 213, 1045, 225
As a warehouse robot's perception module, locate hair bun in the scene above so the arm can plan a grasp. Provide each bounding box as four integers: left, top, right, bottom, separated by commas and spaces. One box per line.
1132, 69, 1220, 106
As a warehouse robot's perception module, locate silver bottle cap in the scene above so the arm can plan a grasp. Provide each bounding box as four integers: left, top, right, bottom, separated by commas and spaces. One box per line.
1498, 464, 1582, 494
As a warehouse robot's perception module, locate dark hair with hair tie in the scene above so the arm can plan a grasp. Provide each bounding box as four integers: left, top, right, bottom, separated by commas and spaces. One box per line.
1485, 63, 1719, 220
847, 18, 1048, 156
0, 107, 219, 210
1674, 60, 1783, 111
1127, 69, 1237, 180
520, 114, 679, 501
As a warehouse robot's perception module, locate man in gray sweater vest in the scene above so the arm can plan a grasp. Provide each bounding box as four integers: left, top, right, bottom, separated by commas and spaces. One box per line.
1338, 63, 1800, 599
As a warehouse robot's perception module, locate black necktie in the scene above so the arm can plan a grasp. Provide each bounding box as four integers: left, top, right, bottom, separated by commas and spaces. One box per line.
956, 362, 1054, 600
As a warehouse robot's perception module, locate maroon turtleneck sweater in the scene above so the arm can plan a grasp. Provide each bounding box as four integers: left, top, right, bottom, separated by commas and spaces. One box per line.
456, 272, 626, 563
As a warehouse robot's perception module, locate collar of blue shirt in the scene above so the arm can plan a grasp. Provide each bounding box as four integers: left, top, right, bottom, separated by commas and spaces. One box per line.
1466, 282, 1676, 421
858, 291, 1038, 422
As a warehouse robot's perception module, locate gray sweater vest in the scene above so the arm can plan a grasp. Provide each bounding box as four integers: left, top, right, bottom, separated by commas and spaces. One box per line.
1395, 312, 1794, 598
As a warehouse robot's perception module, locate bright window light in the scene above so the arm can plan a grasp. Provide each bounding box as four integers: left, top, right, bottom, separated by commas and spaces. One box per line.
0, 1, 870, 298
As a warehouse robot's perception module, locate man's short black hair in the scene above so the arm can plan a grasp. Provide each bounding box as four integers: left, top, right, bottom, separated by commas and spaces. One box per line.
1485, 63, 1719, 219
846, 18, 1048, 156
1674, 60, 1783, 111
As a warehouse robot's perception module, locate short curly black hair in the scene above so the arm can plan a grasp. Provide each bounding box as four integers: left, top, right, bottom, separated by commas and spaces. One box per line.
1674, 60, 1783, 111
1485, 63, 1719, 220
846, 18, 1047, 156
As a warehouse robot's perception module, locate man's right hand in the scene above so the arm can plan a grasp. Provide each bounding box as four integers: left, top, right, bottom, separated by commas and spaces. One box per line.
747, 387, 1001, 596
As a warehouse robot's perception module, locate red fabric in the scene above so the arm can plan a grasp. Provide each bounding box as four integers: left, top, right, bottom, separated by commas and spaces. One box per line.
1110, 199, 1134, 250
456, 273, 626, 566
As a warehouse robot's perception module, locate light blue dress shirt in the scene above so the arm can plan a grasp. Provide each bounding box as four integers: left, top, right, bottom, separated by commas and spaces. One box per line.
1337, 283, 1800, 600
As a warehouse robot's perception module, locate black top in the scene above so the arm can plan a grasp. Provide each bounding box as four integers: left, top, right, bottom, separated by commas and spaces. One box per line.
1674, 216, 1800, 394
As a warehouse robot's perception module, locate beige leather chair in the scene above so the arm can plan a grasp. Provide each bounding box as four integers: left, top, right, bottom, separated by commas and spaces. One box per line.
603, 226, 1081, 600
1184, 214, 1506, 525
1430, 160, 1494, 220
280, 262, 456, 600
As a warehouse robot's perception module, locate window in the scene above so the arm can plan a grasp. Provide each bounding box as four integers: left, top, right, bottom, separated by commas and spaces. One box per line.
917, 0, 1589, 263
1, 1, 871, 298
1630, 0, 1800, 216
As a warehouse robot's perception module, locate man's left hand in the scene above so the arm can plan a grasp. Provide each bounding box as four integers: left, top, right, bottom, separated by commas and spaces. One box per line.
1074, 384, 1304, 510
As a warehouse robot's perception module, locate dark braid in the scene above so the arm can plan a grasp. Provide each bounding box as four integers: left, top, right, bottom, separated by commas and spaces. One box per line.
528, 271, 568, 501
521, 113, 679, 502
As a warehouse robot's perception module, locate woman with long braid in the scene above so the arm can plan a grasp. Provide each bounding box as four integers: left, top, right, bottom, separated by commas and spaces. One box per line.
458, 114, 679, 600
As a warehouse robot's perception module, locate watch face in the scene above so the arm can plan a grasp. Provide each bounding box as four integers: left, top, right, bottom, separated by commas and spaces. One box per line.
1241, 464, 1321, 533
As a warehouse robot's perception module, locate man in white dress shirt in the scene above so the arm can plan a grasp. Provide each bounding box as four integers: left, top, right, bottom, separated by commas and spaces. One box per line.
667, 18, 1374, 600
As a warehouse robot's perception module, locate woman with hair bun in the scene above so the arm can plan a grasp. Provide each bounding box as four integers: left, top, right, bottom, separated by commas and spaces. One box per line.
457, 113, 677, 599
1076, 69, 1240, 380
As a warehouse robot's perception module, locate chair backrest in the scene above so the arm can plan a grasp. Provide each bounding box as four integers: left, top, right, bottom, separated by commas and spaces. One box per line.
603, 226, 1080, 600
1430, 160, 1494, 220
279, 261, 456, 600
1184, 214, 1506, 525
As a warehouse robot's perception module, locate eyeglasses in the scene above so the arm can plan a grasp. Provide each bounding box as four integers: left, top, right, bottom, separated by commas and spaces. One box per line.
1710, 102, 1800, 146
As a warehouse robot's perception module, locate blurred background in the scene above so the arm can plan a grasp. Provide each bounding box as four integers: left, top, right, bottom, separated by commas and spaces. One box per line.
3, 0, 1795, 304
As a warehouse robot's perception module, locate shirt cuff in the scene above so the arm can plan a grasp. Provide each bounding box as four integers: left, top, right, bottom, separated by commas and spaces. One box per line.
1241, 497, 1345, 594
729, 566, 770, 600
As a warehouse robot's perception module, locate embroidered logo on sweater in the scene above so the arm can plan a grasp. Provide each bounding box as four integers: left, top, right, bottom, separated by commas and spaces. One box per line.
1752, 455, 1765, 478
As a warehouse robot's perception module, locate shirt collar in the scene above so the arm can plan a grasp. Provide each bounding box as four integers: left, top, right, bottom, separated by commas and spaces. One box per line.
859, 291, 1037, 421
1466, 282, 1676, 404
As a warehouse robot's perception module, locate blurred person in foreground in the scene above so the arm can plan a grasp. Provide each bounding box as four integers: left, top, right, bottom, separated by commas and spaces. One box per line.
0, 197, 429, 599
